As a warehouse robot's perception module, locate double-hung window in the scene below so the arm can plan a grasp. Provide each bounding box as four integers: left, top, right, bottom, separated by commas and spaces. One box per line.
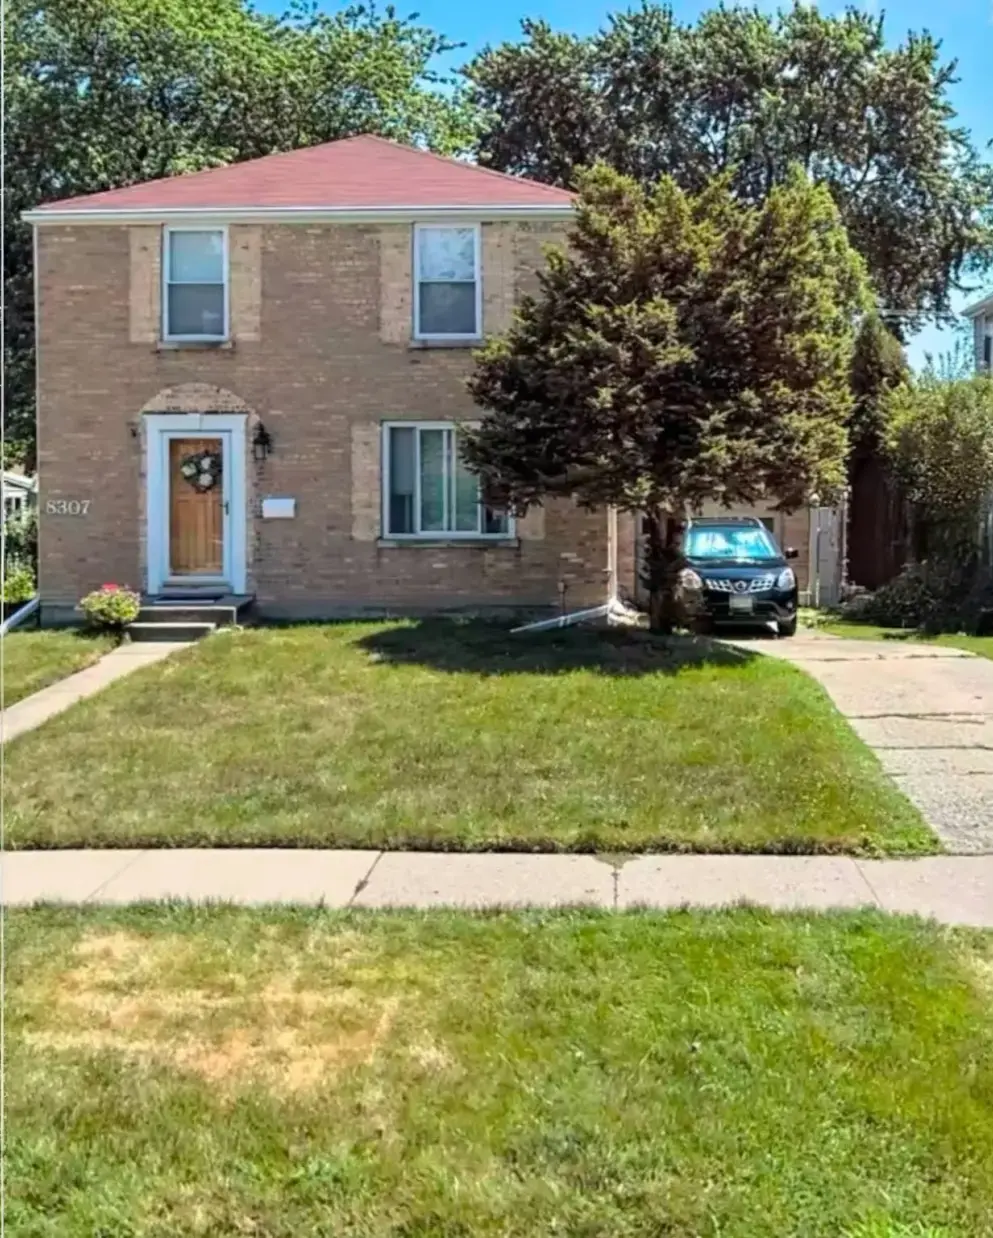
414, 225, 480, 340
163, 227, 228, 341
384, 422, 510, 538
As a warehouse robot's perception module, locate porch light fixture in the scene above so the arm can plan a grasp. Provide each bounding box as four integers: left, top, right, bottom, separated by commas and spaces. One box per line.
252, 422, 273, 462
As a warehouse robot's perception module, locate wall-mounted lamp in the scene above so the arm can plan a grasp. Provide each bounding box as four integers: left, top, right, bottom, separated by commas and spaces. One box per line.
128, 419, 140, 439
252, 422, 273, 462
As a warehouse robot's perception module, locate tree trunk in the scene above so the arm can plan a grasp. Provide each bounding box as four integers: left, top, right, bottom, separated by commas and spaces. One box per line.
642, 509, 685, 634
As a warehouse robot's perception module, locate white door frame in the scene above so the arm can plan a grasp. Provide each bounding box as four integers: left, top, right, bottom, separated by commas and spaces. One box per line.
145, 412, 247, 595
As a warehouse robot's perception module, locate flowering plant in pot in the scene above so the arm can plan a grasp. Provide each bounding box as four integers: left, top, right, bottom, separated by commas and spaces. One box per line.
80, 583, 141, 633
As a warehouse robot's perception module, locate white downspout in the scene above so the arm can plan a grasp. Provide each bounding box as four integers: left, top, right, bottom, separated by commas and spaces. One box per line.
512, 506, 639, 634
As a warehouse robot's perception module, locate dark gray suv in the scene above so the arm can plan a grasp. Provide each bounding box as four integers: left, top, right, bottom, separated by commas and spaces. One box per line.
680, 516, 800, 637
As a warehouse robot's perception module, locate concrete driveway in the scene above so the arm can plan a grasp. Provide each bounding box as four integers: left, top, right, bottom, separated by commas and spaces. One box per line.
727, 633, 993, 853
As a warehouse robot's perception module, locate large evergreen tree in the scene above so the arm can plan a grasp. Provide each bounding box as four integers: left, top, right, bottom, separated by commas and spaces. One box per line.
465, 3, 993, 332
3, 0, 476, 464
464, 165, 869, 630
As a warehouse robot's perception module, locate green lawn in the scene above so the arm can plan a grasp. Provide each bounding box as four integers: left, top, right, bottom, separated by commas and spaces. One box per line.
2, 629, 116, 707
807, 617, 993, 660
4, 620, 931, 854
7, 905, 992, 1237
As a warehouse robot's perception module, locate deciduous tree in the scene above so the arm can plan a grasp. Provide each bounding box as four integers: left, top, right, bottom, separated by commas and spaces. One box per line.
466, 3, 992, 333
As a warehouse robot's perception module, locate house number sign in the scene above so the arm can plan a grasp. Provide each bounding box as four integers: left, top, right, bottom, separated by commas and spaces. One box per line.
45, 499, 91, 515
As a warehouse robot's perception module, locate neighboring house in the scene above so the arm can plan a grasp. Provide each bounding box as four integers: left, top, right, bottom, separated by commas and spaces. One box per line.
964, 292, 993, 373
2, 471, 37, 520
26, 135, 639, 623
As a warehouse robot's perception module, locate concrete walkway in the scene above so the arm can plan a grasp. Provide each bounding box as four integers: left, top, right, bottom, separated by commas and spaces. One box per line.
728, 633, 993, 854
3, 850, 991, 926
1, 641, 188, 744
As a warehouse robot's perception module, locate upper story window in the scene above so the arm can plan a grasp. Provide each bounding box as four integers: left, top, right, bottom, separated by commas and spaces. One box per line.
163, 227, 228, 341
414, 225, 480, 340
383, 422, 510, 538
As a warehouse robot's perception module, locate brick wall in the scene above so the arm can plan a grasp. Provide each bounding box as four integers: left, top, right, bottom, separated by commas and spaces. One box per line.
36, 218, 628, 620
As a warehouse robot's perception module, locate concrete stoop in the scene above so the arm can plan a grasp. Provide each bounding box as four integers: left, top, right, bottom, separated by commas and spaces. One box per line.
127, 593, 254, 643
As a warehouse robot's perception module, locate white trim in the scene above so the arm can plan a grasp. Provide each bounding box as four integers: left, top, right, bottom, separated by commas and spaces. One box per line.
162, 225, 229, 342
23, 203, 574, 226
413, 223, 483, 342
380, 420, 514, 540
963, 292, 993, 320
145, 413, 247, 594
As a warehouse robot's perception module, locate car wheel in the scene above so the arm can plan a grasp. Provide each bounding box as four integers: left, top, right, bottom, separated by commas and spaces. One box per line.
778, 616, 798, 638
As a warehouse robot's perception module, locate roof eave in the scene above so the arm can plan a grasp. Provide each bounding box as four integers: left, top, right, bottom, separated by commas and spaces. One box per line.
23, 202, 575, 226
962, 293, 993, 319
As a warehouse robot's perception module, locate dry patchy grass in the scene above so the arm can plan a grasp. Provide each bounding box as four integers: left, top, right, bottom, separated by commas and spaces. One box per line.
7, 906, 993, 1237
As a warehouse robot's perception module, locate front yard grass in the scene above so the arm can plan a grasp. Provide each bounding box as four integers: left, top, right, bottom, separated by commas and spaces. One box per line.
807, 616, 993, 660
4, 620, 932, 854
7, 905, 993, 1237
2, 628, 116, 707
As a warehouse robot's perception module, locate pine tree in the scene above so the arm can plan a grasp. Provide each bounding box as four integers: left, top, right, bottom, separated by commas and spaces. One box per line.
465, 165, 870, 630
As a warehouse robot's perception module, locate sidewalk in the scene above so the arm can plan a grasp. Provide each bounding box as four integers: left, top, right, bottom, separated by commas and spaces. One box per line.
1, 641, 188, 744
4, 850, 991, 926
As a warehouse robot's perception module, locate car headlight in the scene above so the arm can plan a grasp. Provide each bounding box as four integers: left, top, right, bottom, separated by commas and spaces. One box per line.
679, 567, 703, 590
776, 567, 796, 590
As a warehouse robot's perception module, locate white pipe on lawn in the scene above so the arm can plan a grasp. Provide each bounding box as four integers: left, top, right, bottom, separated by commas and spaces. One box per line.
0, 596, 39, 636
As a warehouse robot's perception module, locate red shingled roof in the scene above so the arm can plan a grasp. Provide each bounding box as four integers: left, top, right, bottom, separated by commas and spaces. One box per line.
34, 134, 574, 213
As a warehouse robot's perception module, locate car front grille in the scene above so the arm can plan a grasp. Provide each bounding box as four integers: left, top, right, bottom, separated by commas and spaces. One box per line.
707, 575, 777, 594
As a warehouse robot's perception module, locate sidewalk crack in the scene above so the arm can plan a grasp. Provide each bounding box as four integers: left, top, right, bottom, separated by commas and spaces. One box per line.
85, 850, 149, 902
348, 852, 383, 907
852, 860, 883, 909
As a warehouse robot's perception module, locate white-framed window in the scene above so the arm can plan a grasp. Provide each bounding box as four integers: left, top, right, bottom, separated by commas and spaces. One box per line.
382, 422, 511, 538
162, 226, 228, 340
413, 224, 481, 340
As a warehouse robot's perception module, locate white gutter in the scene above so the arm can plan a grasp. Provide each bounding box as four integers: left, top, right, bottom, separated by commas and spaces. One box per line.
23, 202, 575, 226
0, 596, 40, 635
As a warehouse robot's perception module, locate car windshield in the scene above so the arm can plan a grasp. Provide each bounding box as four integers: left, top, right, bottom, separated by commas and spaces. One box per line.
684, 524, 781, 561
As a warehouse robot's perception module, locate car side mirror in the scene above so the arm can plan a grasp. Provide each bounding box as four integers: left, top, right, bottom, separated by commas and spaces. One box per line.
785, 547, 799, 560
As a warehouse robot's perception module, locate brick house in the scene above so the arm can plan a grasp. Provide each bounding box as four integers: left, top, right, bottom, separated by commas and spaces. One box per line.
26, 135, 642, 624
27, 134, 822, 623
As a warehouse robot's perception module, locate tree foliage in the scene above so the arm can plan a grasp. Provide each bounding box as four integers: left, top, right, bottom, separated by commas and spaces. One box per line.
465, 3, 993, 330
3, 0, 476, 462
884, 373, 993, 560
464, 164, 869, 628
849, 312, 909, 452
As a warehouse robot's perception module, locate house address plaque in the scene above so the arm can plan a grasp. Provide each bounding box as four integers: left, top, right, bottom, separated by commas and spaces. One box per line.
45, 499, 91, 515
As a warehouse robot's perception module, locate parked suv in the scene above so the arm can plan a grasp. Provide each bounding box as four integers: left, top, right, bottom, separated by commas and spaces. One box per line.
681, 516, 799, 637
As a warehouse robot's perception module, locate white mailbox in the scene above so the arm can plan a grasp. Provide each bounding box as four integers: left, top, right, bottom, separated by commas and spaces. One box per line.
262, 497, 296, 519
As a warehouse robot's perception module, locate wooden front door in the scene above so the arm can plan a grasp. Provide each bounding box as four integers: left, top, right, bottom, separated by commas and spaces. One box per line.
169, 436, 225, 577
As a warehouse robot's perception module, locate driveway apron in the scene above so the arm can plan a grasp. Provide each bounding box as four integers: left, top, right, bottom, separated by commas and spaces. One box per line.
728, 634, 993, 853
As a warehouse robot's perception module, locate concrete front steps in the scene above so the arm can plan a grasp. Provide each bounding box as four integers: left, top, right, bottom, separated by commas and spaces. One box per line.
127, 592, 254, 643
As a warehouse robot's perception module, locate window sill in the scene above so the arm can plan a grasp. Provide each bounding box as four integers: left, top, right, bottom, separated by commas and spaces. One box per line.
377, 537, 519, 549
407, 338, 481, 351
156, 339, 234, 352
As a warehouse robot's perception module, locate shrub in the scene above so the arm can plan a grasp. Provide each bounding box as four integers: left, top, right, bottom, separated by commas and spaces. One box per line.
840, 560, 993, 634
2, 564, 36, 604
80, 584, 141, 632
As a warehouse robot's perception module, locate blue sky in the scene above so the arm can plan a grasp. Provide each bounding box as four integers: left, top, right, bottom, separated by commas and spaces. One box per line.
259, 0, 992, 367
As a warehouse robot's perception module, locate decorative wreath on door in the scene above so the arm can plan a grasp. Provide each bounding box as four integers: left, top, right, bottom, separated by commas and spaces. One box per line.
180, 450, 222, 493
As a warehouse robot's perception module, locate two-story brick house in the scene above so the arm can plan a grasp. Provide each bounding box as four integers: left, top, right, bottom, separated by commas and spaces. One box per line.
26, 135, 639, 623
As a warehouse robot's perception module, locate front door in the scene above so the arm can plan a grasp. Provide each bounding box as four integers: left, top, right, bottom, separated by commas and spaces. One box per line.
168, 435, 226, 580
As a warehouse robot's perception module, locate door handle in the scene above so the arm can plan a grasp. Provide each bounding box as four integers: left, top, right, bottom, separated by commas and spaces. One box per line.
224, 500, 230, 515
